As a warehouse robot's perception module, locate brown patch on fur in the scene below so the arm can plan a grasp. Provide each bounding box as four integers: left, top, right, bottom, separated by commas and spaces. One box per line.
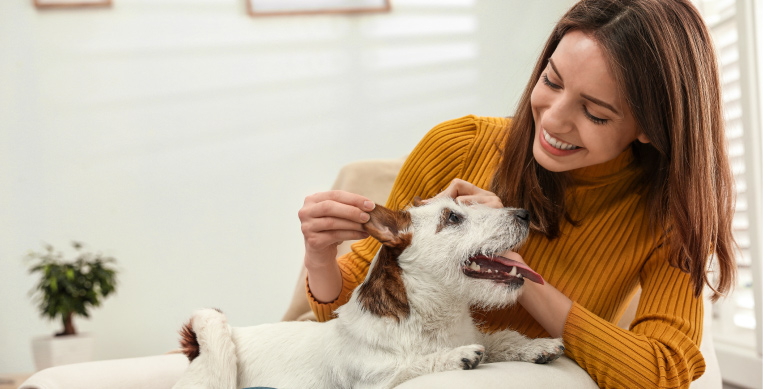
435, 208, 451, 234
435, 208, 464, 233
358, 204, 412, 321
179, 318, 200, 361
357, 234, 412, 321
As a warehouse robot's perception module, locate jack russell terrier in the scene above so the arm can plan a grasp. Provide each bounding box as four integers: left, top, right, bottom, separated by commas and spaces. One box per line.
172, 196, 565, 389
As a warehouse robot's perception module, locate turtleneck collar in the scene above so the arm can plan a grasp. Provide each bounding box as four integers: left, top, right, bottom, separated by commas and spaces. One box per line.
568, 147, 638, 187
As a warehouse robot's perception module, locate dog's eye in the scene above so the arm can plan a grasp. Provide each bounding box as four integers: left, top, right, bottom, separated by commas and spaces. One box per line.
448, 211, 461, 224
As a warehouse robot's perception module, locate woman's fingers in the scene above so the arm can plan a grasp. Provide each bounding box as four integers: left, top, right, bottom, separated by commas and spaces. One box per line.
428, 179, 504, 208
300, 191, 374, 222
437, 179, 482, 199
299, 190, 375, 254
304, 190, 375, 212
501, 250, 527, 265
302, 216, 367, 235
451, 195, 504, 209
304, 229, 370, 252
299, 200, 371, 226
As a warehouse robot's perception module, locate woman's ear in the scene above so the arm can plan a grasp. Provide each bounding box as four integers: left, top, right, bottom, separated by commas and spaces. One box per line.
637, 132, 650, 144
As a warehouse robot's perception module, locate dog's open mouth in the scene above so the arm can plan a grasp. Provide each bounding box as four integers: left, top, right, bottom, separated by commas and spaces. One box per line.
463, 255, 544, 285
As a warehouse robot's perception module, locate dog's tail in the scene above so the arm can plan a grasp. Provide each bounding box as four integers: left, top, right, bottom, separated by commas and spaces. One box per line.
172, 308, 237, 389
179, 319, 200, 361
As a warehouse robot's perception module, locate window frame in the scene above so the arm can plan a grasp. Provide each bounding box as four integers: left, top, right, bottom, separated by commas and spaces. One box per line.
694, 0, 764, 387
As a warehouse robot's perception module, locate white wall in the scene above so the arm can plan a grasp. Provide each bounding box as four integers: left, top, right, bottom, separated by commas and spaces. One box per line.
0, 0, 574, 374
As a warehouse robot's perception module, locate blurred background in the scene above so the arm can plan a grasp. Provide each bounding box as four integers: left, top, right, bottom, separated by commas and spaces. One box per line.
0, 0, 577, 373
0, 0, 761, 388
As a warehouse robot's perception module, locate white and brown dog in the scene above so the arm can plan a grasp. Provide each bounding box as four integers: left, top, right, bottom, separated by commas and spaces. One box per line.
172, 197, 564, 389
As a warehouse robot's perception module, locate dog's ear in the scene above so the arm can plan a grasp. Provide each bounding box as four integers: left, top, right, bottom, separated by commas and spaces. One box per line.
359, 204, 411, 321
363, 204, 411, 248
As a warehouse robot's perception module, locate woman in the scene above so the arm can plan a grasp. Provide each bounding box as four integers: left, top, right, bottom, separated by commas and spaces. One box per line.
298, 0, 737, 387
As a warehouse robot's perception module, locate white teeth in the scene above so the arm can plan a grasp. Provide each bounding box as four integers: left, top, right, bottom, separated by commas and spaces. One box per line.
543, 129, 578, 150
469, 262, 480, 271
509, 267, 517, 277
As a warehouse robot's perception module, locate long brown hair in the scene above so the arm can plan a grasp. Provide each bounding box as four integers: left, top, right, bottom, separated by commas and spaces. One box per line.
491, 0, 736, 300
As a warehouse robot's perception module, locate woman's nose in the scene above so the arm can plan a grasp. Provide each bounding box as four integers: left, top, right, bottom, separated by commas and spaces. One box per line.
541, 97, 574, 134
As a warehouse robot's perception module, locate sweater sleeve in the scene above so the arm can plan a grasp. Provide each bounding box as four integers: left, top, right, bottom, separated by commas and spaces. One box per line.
563, 238, 706, 388
307, 115, 484, 321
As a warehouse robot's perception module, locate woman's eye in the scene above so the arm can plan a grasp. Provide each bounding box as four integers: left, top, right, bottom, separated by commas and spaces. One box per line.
448, 211, 461, 223
584, 107, 608, 125
542, 74, 562, 90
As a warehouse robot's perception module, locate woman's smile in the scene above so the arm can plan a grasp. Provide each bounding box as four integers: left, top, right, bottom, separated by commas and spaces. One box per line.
538, 127, 582, 156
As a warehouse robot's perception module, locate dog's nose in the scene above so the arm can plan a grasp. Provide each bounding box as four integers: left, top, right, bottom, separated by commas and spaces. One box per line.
515, 210, 530, 223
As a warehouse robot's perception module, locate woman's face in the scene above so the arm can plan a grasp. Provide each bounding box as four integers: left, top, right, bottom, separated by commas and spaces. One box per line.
530, 30, 648, 172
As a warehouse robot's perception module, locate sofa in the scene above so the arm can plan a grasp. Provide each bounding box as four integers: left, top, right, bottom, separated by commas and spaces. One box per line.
20, 158, 722, 389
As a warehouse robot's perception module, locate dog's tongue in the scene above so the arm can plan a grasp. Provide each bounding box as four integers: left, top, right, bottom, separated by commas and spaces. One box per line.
489, 255, 544, 285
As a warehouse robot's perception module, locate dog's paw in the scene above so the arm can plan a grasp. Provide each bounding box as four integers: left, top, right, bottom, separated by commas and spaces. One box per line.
525, 338, 565, 364
440, 344, 485, 371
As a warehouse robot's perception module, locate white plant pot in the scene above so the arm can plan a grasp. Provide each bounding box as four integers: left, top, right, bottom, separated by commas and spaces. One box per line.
31, 333, 94, 371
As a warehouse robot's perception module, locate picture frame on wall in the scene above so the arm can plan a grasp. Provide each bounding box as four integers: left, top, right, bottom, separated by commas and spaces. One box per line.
33, 0, 112, 9
247, 0, 391, 17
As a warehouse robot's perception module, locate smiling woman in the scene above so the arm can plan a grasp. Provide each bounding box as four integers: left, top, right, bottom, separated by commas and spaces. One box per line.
493, 0, 737, 299
305, 0, 738, 387
529, 30, 648, 172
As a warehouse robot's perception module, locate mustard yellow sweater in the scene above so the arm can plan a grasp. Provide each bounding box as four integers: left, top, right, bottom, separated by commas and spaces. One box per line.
308, 116, 705, 388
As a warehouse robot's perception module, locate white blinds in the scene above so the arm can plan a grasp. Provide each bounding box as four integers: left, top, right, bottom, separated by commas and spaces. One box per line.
696, 0, 758, 341
693, 1, 763, 386
695, 0, 761, 360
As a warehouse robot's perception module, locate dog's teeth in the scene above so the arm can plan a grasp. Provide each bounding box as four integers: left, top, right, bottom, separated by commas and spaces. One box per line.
469, 262, 480, 271
518, 273, 524, 279
509, 267, 517, 277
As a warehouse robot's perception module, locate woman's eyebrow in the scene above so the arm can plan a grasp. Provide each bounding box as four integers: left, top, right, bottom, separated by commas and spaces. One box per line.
548, 58, 622, 117
582, 94, 621, 117
549, 58, 564, 81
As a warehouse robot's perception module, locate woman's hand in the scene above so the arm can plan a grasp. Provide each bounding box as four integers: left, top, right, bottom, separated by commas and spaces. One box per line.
299, 190, 375, 303
428, 178, 504, 209
502, 250, 572, 338
299, 190, 375, 268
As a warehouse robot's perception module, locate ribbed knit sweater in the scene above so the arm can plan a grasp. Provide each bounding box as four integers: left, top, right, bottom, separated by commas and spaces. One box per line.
307, 115, 705, 388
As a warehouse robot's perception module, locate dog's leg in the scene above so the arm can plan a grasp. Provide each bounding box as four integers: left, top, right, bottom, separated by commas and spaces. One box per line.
481, 330, 565, 364
389, 344, 485, 386
172, 309, 238, 389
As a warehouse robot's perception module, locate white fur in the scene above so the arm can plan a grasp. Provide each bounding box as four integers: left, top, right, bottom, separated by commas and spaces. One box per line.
172, 197, 564, 389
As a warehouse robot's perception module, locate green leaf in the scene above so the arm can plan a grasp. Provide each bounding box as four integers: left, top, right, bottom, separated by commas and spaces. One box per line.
25, 242, 119, 332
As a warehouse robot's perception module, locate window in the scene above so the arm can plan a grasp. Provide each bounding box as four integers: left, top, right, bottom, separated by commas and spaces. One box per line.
693, 0, 763, 387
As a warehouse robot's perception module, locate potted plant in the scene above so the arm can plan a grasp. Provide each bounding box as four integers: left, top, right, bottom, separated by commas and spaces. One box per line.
26, 241, 118, 370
